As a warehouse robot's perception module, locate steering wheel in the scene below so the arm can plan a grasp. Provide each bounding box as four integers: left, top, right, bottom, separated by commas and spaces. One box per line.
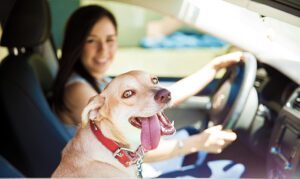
209, 52, 257, 129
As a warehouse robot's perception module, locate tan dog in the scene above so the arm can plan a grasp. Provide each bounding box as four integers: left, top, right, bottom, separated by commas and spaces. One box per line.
52, 70, 176, 177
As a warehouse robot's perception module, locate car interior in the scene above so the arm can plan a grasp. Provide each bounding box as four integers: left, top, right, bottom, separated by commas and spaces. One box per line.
0, 0, 300, 178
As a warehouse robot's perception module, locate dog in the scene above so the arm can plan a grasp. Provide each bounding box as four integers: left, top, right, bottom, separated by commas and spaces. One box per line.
52, 70, 176, 177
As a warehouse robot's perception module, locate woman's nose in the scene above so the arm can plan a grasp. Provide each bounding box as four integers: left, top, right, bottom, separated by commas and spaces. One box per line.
96, 42, 108, 56
96, 42, 107, 51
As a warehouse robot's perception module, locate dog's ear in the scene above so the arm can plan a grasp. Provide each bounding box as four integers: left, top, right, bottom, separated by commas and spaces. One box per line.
81, 94, 105, 128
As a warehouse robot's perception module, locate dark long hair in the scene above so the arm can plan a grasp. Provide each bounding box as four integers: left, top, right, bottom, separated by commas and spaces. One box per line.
52, 5, 117, 113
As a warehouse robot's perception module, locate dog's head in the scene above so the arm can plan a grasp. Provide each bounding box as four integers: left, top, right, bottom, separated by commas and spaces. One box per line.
81, 70, 176, 151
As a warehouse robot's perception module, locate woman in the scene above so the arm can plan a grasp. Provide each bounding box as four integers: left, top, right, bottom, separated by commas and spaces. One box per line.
52, 5, 243, 177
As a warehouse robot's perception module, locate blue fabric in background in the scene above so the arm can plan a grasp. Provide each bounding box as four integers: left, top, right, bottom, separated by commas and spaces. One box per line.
140, 30, 227, 49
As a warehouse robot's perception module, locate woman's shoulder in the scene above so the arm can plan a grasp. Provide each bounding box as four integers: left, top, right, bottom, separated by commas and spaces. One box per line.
65, 81, 97, 100
63, 82, 97, 123
65, 73, 95, 98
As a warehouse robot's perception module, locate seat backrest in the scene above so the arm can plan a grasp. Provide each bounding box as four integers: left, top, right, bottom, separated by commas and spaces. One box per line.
0, 155, 24, 177
0, 54, 70, 177
0, 0, 70, 177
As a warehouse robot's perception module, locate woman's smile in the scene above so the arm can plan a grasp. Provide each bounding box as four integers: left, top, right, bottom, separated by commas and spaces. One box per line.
94, 58, 108, 64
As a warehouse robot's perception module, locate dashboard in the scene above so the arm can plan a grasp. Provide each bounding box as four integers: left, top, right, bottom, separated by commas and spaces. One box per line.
253, 63, 300, 178
267, 87, 300, 178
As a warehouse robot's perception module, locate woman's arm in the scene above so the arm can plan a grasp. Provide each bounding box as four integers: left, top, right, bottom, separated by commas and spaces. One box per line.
144, 125, 237, 163
168, 51, 244, 107
63, 83, 98, 124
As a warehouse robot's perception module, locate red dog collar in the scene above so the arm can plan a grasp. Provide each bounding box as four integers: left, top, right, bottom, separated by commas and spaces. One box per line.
89, 120, 144, 167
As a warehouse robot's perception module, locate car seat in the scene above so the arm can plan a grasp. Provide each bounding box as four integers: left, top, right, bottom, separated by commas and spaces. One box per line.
0, 155, 24, 177
0, 0, 70, 177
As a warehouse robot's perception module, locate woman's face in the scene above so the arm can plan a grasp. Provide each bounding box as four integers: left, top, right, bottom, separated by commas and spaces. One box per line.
81, 17, 117, 79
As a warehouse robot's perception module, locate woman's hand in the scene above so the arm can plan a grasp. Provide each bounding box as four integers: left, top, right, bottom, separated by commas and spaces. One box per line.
168, 51, 244, 107
144, 125, 237, 163
188, 125, 237, 154
209, 51, 245, 71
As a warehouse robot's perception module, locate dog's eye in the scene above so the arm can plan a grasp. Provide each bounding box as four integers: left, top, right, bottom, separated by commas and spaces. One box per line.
151, 77, 159, 84
122, 90, 135, 98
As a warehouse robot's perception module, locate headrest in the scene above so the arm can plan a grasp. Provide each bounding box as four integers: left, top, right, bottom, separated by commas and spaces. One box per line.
1, 0, 50, 48
0, 0, 16, 24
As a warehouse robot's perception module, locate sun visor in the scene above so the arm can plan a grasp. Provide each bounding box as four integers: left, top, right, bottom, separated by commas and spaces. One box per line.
1, 0, 50, 48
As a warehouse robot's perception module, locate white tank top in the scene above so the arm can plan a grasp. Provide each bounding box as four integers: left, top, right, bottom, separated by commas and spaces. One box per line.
66, 73, 111, 91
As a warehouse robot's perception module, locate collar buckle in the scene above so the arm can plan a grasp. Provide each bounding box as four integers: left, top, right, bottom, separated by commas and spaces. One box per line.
113, 148, 123, 157
113, 147, 135, 158
90, 120, 145, 168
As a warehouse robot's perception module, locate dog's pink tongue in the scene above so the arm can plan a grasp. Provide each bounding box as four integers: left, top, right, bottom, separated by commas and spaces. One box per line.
140, 115, 161, 151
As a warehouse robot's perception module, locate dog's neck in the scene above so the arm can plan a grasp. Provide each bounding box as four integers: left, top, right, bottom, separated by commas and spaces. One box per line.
97, 114, 142, 151
70, 121, 137, 177
90, 120, 144, 165
99, 118, 130, 148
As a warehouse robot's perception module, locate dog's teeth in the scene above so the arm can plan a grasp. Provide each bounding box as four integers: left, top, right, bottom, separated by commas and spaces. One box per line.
171, 121, 174, 126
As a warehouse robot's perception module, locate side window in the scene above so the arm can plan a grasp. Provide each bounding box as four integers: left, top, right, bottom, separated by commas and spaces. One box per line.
81, 1, 232, 79
51, 0, 235, 79
0, 25, 9, 62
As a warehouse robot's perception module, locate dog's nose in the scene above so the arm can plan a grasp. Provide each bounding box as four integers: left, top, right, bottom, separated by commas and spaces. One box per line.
155, 89, 171, 104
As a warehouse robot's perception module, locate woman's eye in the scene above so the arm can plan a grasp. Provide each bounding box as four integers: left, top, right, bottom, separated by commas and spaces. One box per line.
151, 77, 159, 84
107, 38, 115, 43
107, 39, 116, 46
86, 39, 96, 43
122, 90, 135, 98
